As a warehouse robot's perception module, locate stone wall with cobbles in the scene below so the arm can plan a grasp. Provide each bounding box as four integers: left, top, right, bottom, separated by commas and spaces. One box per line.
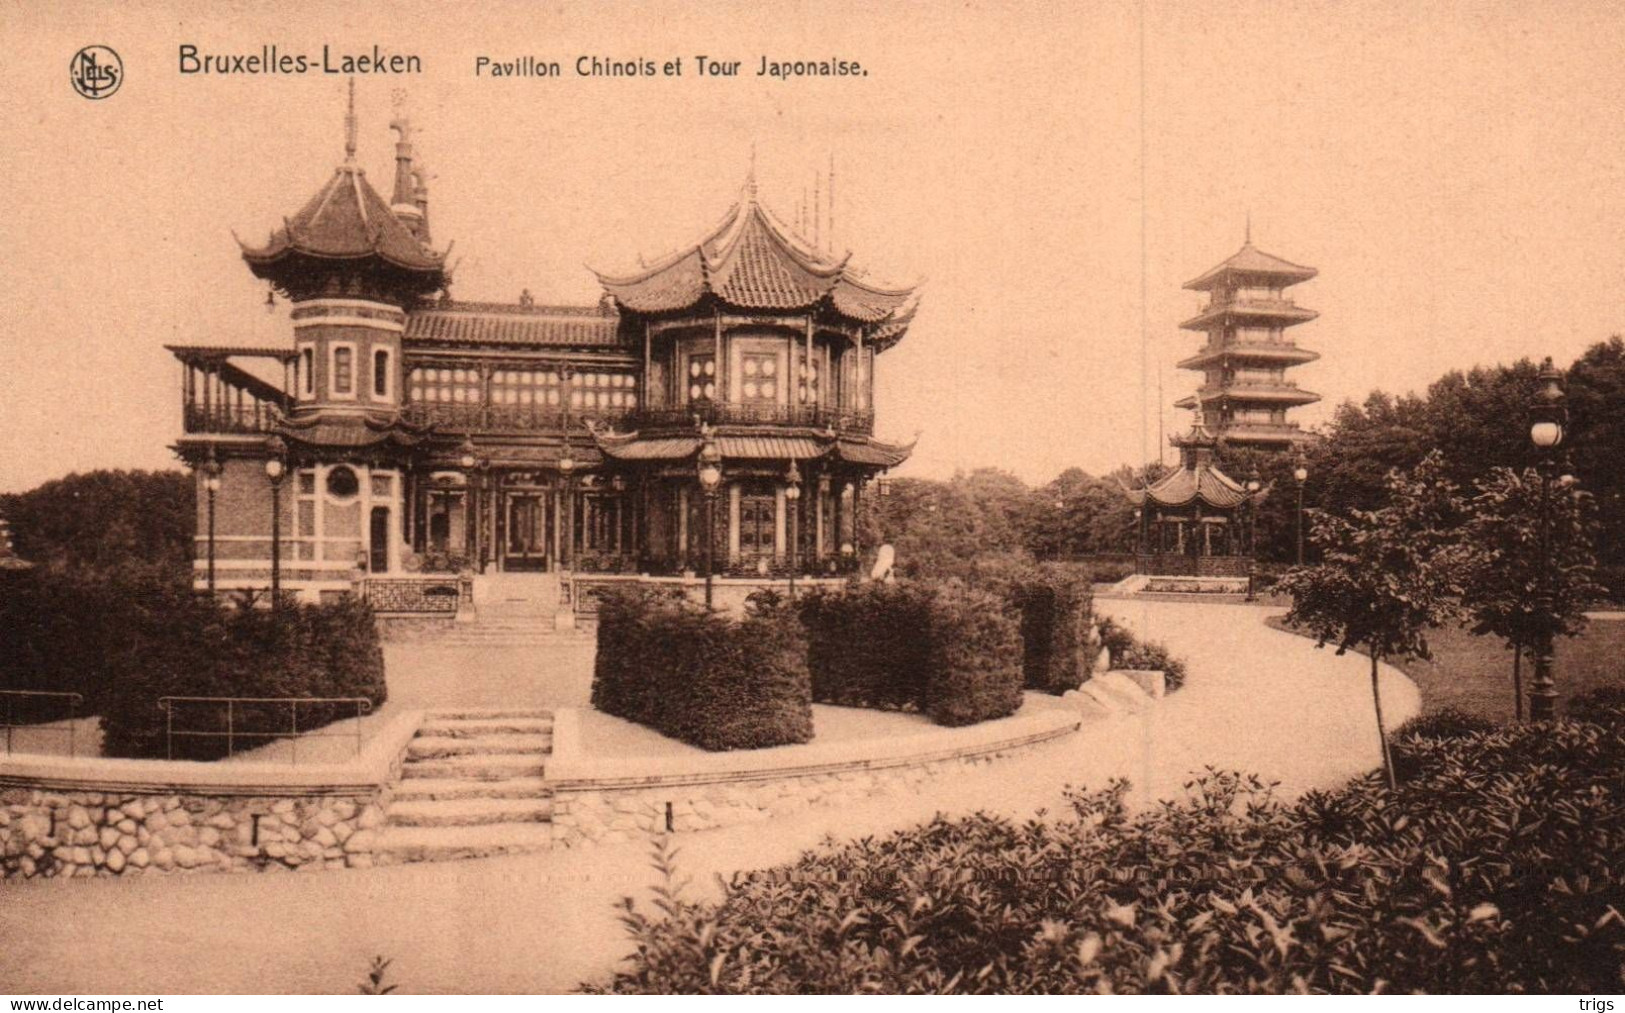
0, 787, 391, 879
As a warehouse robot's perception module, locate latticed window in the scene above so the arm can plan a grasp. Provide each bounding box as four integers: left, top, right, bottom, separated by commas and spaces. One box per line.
739, 491, 776, 560
687, 354, 717, 402
569, 371, 638, 411
373, 350, 390, 397
409, 366, 482, 404
739, 353, 779, 403
796, 348, 820, 404
490, 368, 562, 407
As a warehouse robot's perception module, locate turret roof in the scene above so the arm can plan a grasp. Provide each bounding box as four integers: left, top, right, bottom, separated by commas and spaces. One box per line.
1183, 242, 1317, 291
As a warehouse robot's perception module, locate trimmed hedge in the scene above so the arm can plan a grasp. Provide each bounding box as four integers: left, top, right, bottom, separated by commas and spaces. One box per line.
1, 567, 386, 760
1099, 615, 1188, 693
592, 588, 813, 751
1008, 567, 1098, 695
592, 686, 1625, 994
796, 581, 1024, 727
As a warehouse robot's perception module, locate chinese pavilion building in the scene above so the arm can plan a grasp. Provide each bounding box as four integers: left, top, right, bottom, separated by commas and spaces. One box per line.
1128, 413, 1265, 577
1174, 233, 1320, 448
168, 88, 917, 608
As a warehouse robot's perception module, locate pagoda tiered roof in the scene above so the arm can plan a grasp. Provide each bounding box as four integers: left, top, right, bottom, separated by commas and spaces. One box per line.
593, 183, 917, 331
239, 163, 447, 278
1183, 241, 1318, 291
1176, 342, 1320, 371
1175, 384, 1322, 408
592, 426, 915, 469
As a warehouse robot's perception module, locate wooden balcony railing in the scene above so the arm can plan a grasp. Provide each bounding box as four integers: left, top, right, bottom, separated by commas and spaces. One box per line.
630, 402, 875, 435
183, 403, 285, 435
399, 401, 877, 436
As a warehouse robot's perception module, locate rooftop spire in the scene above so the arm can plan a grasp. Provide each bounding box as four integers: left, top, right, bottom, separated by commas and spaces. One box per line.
1244, 210, 1252, 246
746, 141, 758, 200
343, 77, 357, 164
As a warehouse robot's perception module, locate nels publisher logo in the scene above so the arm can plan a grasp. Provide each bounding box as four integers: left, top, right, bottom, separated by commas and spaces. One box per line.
70, 45, 122, 99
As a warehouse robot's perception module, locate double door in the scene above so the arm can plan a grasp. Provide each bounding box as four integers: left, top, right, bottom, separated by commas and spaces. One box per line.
504, 490, 554, 571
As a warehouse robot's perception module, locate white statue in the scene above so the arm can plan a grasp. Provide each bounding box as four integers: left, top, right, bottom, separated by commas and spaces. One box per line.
870, 543, 896, 582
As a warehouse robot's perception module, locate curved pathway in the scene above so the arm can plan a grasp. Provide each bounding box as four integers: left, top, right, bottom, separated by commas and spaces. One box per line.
0, 602, 1416, 995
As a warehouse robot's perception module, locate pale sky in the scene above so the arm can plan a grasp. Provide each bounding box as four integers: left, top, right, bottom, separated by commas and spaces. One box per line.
6, 1, 1625, 493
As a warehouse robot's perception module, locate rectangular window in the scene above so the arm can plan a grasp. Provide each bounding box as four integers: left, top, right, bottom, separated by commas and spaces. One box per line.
299, 347, 315, 397
739, 353, 780, 403
685, 354, 716, 403
408, 366, 481, 404
373, 349, 391, 398
332, 346, 354, 396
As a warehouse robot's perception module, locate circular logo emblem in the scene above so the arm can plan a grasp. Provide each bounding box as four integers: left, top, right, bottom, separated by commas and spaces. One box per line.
70, 46, 122, 100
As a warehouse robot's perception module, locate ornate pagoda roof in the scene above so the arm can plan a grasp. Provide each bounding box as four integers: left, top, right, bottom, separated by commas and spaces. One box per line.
1125, 418, 1262, 510
273, 413, 425, 450
592, 179, 917, 328
1183, 241, 1317, 292
239, 82, 447, 298
591, 426, 914, 469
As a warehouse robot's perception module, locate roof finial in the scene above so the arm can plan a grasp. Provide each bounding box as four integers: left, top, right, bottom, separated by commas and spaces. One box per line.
343, 77, 358, 164
746, 141, 758, 200
1244, 210, 1252, 246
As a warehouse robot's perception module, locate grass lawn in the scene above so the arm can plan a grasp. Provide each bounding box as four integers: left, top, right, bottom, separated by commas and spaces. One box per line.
1268, 616, 1625, 724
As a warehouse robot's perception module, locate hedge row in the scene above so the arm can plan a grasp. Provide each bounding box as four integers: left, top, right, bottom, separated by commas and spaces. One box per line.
591, 686, 1625, 994
592, 588, 813, 751
795, 582, 1025, 727
1007, 568, 1098, 695
1099, 615, 1187, 693
0, 568, 386, 760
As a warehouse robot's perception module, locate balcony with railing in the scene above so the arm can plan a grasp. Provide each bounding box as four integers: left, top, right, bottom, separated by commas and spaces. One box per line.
400, 402, 631, 434
183, 402, 287, 435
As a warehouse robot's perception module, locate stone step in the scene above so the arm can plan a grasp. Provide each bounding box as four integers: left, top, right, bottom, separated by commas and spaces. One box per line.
374, 823, 554, 864
392, 776, 551, 802
420, 717, 553, 737
387, 796, 553, 828
426, 708, 554, 720
406, 734, 551, 760
400, 754, 546, 780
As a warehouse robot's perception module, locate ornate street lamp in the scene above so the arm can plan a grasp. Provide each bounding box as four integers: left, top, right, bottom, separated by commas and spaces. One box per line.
263, 435, 287, 607
202, 446, 222, 594
697, 436, 723, 608
1293, 461, 1309, 567
785, 461, 802, 599
458, 436, 482, 570
1527, 356, 1569, 720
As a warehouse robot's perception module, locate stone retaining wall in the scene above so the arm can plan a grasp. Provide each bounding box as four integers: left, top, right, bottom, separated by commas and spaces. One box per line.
546, 705, 1081, 848
0, 711, 420, 880
0, 788, 389, 879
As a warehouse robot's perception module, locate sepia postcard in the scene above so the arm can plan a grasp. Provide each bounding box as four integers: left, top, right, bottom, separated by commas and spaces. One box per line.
2, 0, 1623, 1000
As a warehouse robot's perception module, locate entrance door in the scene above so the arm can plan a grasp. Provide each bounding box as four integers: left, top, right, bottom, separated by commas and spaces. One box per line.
505, 492, 550, 571
369, 507, 390, 573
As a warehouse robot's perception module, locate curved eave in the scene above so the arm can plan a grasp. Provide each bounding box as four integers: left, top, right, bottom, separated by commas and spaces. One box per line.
1178, 304, 1319, 331
1193, 386, 1321, 407
1175, 346, 1320, 370
242, 244, 446, 279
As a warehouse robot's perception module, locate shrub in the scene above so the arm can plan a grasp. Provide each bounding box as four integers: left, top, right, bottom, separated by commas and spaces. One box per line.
795, 581, 1024, 726
593, 702, 1625, 994
592, 588, 812, 751
97, 594, 387, 760
1008, 567, 1098, 695
1098, 615, 1188, 693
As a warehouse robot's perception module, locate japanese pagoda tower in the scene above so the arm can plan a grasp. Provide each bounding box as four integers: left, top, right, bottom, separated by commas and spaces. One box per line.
1174, 231, 1320, 448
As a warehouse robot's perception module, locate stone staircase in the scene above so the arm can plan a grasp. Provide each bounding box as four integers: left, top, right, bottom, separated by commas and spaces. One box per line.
409, 572, 594, 647
375, 709, 556, 864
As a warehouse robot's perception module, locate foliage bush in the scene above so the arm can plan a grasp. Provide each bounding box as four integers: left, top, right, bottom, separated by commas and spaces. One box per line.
97, 593, 387, 760
1007, 568, 1098, 695
1098, 616, 1187, 693
592, 588, 813, 751
795, 581, 1024, 727
592, 694, 1625, 993
2, 566, 385, 758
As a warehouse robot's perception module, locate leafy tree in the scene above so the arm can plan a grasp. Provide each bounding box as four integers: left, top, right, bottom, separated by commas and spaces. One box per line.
1276, 451, 1464, 790
0, 469, 193, 580
1454, 467, 1602, 719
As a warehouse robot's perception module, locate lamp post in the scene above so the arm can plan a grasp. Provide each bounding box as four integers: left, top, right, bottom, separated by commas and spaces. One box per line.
263, 436, 287, 608
1527, 357, 1569, 721
1244, 472, 1262, 602
558, 449, 576, 571
203, 447, 222, 595
459, 436, 479, 570
1293, 461, 1309, 567
785, 462, 802, 599
697, 436, 723, 608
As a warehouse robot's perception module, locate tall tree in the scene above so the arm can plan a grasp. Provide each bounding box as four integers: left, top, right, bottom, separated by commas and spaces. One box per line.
1454, 467, 1601, 719
1276, 452, 1464, 790
0, 470, 193, 579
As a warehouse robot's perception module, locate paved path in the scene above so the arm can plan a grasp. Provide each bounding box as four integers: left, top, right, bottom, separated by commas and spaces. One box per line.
0, 602, 1416, 995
